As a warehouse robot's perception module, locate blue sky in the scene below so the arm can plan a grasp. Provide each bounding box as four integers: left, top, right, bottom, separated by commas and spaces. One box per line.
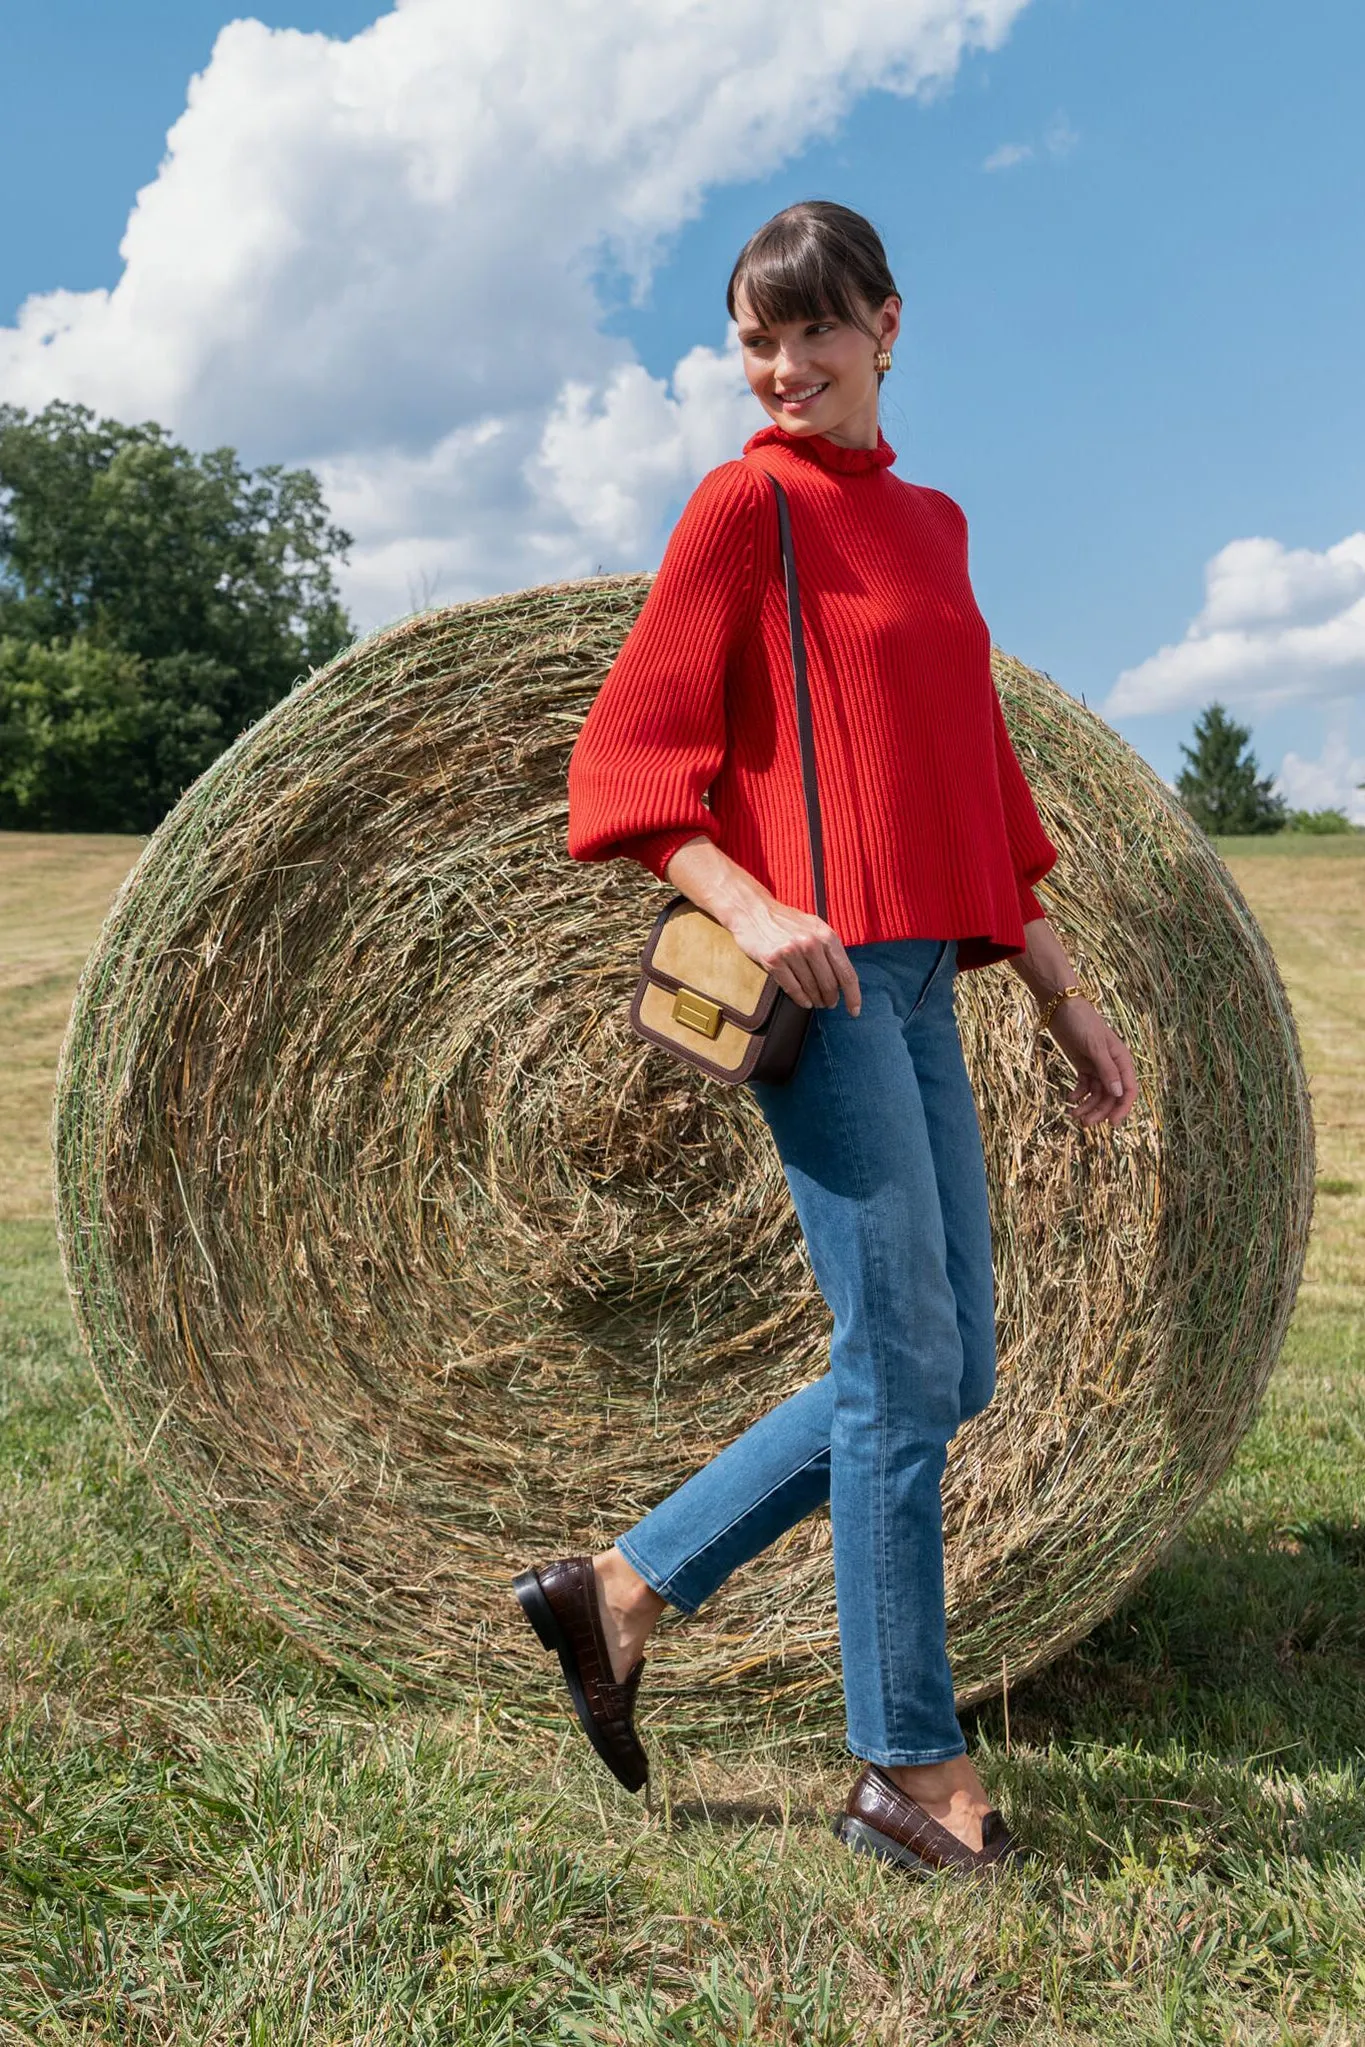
3, 0, 1363, 808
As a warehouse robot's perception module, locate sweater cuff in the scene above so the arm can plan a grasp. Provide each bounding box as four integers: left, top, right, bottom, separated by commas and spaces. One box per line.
1018, 878, 1047, 925
615, 825, 715, 882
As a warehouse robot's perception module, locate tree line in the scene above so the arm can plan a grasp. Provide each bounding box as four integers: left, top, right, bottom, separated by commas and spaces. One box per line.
1, 401, 1358, 838
0, 401, 353, 833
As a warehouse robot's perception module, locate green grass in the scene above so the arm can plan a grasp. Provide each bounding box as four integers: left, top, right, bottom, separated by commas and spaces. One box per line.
0, 833, 1362, 2042
1209, 833, 1365, 856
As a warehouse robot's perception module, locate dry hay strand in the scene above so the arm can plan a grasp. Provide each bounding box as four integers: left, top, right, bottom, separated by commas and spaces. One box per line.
52, 577, 1315, 1744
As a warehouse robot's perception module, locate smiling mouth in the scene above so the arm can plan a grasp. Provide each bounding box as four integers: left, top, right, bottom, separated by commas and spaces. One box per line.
776, 381, 829, 407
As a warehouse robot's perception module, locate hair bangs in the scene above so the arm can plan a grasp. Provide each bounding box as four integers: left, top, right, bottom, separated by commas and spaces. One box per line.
726, 201, 897, 338
729, 231, 859, 332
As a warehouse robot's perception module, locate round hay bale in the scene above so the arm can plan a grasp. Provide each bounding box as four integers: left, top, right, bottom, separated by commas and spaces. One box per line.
52, 578, 1315, 1739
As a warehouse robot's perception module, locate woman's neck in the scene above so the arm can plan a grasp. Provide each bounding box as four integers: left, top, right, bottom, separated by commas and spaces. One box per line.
811, 393, 882, 451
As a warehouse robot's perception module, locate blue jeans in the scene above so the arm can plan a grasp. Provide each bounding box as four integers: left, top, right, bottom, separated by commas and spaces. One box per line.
614, 937, 997, 1766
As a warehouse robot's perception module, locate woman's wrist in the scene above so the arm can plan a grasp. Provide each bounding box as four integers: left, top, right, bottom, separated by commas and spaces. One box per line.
662, 834, 774, 929
1023, 973, 1079, 1003
1035, 987, 1091, 1041
1008, 916, 1087, 1015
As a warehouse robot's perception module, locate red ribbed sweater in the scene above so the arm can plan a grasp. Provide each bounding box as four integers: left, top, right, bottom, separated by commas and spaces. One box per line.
566, 422, 1059, 973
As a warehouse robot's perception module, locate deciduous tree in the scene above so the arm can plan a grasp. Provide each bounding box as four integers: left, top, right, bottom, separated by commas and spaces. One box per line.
0, 400, 354, 830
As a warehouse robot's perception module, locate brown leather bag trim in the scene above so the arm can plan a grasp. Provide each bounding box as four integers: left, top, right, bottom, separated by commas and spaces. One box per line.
628, 971, 815, 1089
637, 893, 784, 1031
629, 973, 768, 1084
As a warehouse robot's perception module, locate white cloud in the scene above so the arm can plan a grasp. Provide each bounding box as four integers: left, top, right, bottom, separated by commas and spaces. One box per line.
983, 108, 1076, 171
528, 333, 764, 558
1273, 718, 1365, 825
0, 0, 1032, 626
1107, 534, 1365, 717
983, 140, 1033, 170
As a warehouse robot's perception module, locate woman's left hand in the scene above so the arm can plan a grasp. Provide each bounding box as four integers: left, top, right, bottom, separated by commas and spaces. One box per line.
1043, 998, 1139, 1127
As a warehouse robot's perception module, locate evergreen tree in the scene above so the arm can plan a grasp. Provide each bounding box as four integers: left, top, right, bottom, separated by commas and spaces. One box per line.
1175, 702, 1288, 836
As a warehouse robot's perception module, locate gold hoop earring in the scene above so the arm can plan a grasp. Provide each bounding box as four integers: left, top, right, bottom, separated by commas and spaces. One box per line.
874, 349, 893, 375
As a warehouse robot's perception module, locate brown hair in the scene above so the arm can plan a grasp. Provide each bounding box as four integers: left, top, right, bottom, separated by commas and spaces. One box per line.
726, 201, 900, 361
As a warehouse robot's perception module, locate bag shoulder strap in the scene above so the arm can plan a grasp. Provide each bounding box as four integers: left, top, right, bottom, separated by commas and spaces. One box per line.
761, 471, 828, 924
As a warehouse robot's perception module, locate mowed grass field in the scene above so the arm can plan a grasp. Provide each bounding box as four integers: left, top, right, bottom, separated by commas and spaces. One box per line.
1, 827, 1362, 2046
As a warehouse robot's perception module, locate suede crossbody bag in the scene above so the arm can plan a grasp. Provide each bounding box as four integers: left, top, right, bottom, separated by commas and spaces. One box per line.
629, 472, 829, 1088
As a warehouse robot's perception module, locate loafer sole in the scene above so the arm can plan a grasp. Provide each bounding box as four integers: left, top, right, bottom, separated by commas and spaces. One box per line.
832, 1810, 1024, 1878
512, 1567, 648, 1794
832, 1811, 940, 1876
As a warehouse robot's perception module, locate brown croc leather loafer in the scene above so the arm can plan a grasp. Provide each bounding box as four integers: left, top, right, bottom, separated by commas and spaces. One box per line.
512, 1556, 649, 1793
832, 1763, 1026, 1877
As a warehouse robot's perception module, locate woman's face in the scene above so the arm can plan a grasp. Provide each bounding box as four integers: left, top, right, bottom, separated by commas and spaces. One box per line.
732, 286, 901, 447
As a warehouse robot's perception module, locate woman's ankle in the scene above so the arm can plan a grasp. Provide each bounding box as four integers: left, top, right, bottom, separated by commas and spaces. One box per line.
882, 1753, 987, 1805
593, 1546, 667, 1624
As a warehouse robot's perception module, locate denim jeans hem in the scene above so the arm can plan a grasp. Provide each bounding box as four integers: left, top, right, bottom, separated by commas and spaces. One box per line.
614, 1533, 700, 1616
848, 1737, 968, 1768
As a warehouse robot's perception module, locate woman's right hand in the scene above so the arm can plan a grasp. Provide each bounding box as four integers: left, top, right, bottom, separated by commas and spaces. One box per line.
662, 833, 862, 1014
727, 898, 862, 1015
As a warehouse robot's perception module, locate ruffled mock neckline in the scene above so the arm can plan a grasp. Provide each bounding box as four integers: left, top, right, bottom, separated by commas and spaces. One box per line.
743, 423, 897, 475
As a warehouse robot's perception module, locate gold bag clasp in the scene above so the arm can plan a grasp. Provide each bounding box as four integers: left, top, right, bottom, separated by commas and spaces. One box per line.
672, 986, 722, 1038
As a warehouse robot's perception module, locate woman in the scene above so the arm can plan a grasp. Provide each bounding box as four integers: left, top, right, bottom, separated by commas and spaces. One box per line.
513, 200, 1138, 1879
